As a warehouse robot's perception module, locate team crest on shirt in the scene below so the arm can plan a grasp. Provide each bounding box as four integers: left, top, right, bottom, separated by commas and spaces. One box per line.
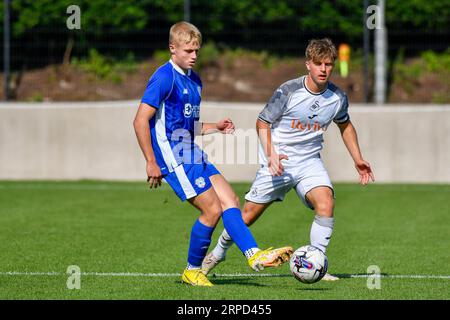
309, 101, 320, 111
195, 177, 206, 189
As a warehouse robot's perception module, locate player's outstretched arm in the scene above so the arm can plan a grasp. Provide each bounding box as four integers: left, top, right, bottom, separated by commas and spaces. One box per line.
201, 118, 235, 135
336, 120, 375, 185
133, 103, 162, 189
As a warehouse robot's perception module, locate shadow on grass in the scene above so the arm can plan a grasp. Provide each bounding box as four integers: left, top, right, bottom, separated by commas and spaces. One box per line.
295, 287, 331, 291
211, 274, 293, 278
210, 278, 268, 287
176, 272, 386, 287
175, 277, 270, 287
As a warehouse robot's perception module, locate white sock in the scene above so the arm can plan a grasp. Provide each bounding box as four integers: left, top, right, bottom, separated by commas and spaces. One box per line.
310, 215, 334, 253
211, 229, 234, 260
186, 263, 201, 270
244, 247, 261, 260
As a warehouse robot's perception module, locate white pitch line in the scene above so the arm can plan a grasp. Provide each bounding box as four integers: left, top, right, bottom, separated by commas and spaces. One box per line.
0, 271, 449, 279
0, 183, 171, 191
348, 274, 450, 279
0, 184, 141, 190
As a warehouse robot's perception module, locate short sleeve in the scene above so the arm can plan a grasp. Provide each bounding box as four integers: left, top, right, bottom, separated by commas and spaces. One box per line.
258, 87, 290, 124
333, 94, 350, 124
140, 67, 173, 109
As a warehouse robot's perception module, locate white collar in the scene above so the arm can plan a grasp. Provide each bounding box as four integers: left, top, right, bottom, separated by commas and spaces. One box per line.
169, 59, 191, 76
303, 75, 328, 95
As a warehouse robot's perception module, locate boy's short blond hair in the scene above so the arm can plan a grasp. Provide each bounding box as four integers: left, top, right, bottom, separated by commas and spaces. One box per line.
169, 21, 202, 47
305, 38, 337, 63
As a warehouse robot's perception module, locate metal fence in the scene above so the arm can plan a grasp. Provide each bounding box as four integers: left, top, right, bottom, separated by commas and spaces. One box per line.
1, 15, 449, 71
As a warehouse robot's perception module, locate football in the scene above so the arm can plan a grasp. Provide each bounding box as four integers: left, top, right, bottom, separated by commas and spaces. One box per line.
290, 245, 328, 284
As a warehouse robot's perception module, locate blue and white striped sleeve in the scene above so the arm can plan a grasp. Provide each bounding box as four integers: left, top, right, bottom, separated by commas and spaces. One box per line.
258, 87, 289, 124
333, 94, 350, 124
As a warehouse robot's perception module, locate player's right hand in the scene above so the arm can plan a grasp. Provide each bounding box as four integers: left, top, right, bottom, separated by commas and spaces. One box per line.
355, 159, 375, 186
268, 153, 289, 176
146, 160, 162, 189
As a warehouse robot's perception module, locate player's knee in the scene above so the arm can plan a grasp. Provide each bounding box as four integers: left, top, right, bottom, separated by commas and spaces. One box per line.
231, 194, 240, 209
221, 194, 240, 211
242, 207, 252, 226
203, 203, 223, 226
242, 205, 262, 226
203, 208, 222, 227
314, 197, 334, 217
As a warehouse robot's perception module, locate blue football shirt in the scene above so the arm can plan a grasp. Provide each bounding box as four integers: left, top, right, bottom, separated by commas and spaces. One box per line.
141, 60, 205, 174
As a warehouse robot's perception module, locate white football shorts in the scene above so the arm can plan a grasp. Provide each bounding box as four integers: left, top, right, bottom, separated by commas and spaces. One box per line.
245, 157, 334, 210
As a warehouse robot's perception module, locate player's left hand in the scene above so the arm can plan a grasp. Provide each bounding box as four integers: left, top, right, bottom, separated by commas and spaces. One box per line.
216, 118, 235, 134
355, 160, 375, 186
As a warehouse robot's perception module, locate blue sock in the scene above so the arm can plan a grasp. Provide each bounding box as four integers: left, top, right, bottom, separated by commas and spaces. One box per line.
187, 219, 215, 268
222, 207, 258, 253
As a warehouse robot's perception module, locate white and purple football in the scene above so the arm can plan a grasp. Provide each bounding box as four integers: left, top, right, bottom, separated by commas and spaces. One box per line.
290, 245, 328, 284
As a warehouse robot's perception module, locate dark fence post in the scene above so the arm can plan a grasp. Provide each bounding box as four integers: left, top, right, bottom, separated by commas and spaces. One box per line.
184, 0, 190, 22
3, 0, 10, 101
363, 0, 370, 103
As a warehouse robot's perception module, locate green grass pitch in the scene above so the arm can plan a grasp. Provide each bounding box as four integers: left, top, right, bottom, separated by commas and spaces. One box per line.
0, 180, 448, 300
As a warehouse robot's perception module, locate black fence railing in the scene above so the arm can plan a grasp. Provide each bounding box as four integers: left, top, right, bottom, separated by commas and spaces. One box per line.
1, 25, 449, 72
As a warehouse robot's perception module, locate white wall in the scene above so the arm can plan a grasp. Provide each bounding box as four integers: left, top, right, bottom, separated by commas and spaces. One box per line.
0, 101, 449, 183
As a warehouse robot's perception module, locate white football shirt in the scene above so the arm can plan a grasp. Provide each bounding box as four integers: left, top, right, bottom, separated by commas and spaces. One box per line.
258, 75, 349, 167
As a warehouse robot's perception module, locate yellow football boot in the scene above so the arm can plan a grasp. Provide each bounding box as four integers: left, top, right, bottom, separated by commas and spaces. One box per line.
248, 246, 293, 271
181, 268, 214, 287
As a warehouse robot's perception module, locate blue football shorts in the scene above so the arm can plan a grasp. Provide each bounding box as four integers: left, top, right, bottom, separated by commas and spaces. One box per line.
163, 162, 220, 201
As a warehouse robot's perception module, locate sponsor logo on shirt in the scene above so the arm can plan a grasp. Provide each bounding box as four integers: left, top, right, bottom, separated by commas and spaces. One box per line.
184, 103, 200, 118
290, 119, 328, 132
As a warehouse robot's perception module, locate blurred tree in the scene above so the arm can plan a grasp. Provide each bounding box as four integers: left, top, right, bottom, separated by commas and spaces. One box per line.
0, 0, 154, 68
385, 0, 449, 30
1, 0, 448, 36
8, 0, 150, 35
0, 0, 448, 68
